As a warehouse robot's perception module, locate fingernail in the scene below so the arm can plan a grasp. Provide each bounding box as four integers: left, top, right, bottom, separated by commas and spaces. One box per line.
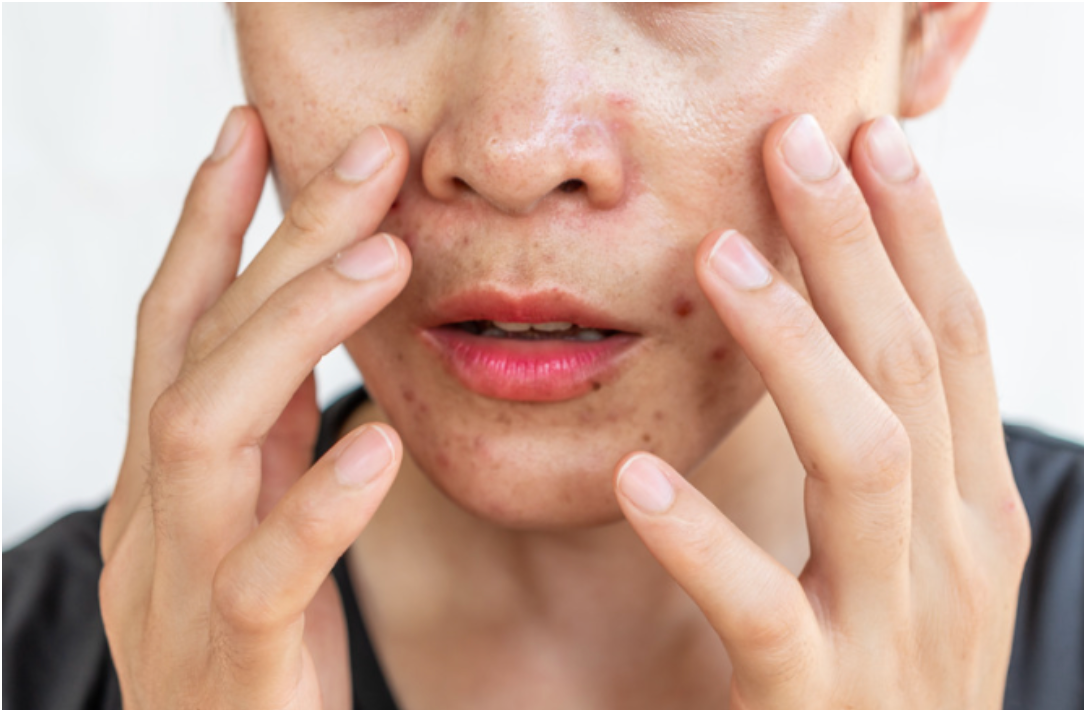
867, 115, 917, 183
707, 230, 773, 291
210, 107, 246, 162
780, 114, 838, 182
333, 234, 399, 281
618, 455, 675, 515
335, 425, 395, 488
334, 125, 393, 183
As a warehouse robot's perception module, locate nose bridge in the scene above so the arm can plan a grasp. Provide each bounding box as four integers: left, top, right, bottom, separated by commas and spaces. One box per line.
421, 4, 625, 215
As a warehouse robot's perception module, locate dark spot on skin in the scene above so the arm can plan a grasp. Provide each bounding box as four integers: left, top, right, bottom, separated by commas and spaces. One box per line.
613, 46, 620, 55
402, 388, 415, 402
591, 380, 602, 391
640, 432, 652, 444
709, 346, 728, 362
390, 199, 400, 211
672, 296, 695, 318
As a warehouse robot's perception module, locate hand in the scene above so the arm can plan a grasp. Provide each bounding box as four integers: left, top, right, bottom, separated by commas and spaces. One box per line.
614, 114, 1032, 708
98, 107, 412, 710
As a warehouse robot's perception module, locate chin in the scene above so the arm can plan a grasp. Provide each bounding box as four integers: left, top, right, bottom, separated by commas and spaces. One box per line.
359, 360, 765, 532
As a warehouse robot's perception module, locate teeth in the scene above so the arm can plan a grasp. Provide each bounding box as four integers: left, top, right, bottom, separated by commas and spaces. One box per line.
491, 321, 573, 332
532, 322, 573, 332
491, 321, 532, 332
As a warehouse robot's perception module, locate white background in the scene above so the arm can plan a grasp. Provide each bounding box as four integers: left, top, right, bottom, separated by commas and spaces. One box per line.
4, 4, 1083, 546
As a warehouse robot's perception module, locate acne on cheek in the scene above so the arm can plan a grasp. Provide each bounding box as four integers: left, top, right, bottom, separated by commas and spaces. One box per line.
671, 295, 695, 319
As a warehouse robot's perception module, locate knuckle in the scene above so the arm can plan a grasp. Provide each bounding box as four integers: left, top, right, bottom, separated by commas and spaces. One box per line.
137, 286, 186, 336
148, 382, 218, 464
771, 294, 824, 354
212, 563, 277, 635
281, 495, 338, 552
283, 185, 336, 251
992, 483, 1033, 570
846, 418, 912, 495
185, 313, 228, 363
874, 311, 941, 397
821, 190, 874, 250
932, 286, 990, 361
265, 280, 337, 343
733, 580, 809, 660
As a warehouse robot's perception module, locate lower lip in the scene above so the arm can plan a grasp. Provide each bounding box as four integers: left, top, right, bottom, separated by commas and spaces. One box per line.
420, 327, 640, 402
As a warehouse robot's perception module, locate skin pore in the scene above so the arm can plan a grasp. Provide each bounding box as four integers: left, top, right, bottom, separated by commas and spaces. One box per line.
223, 4, 976, 708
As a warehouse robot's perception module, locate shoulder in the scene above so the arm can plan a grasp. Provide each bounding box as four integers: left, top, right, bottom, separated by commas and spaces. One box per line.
3, 504, 122, 710
1002, 423, 1084, 708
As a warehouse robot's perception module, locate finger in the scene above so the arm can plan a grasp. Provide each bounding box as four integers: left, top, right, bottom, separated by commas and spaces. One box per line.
149, 233, 410, 580
762, 113, 956, 520
615, 452, 818, 703
850, 116, 1013, 508
209, 424, 400, 699
103, 106, 268, 560
696, 229, 912, 616
256, 372, 320, 522
186, 124, 409, 364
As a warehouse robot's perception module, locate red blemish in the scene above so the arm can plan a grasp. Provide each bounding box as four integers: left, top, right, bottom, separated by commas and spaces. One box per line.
454, 19, 469, 37
436, 452, 450, 468
390, 199, 400, 211
606, 91, 635, 111
653, 410, 665, 422
672, 296, 695, 318
709, 346, 727, 362
402, 388, 415, 402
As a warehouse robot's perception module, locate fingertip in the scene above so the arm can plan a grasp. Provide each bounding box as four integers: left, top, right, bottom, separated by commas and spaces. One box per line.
334, 423, 402, 489
615, 452, 677, 515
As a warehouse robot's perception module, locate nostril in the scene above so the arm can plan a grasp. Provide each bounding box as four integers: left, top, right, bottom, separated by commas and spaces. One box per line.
558, 179, 585, 193
452, 177, 471, 193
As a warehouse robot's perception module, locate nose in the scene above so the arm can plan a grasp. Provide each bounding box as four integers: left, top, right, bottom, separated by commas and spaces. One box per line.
421, 5, 627, 216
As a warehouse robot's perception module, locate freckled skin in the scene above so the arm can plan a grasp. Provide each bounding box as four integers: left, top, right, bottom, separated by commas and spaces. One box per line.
233, 4, 906, 529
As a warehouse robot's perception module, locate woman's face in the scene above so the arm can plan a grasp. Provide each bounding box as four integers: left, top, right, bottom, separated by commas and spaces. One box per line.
234, 4, 908, 529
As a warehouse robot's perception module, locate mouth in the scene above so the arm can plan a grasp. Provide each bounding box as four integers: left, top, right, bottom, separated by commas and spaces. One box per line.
418, 290, 643, 402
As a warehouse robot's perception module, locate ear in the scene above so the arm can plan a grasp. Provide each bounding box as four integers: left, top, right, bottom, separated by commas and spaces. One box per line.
899, 2, 989, 118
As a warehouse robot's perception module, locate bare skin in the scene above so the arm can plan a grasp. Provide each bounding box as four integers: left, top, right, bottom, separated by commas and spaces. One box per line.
98, 4, 1029, 710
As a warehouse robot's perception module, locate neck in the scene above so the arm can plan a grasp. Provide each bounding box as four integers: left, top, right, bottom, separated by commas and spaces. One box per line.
343, 391, 809, 639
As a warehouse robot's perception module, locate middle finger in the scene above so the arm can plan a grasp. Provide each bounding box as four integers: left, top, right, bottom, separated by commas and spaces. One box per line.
763, 113, 957, 519
186, 124, 409, 363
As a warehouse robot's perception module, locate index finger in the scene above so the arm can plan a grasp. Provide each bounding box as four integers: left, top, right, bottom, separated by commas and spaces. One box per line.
103, 106, 267, 560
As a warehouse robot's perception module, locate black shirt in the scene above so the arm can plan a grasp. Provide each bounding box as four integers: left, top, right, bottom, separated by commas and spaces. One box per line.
5, 387, 1083, 709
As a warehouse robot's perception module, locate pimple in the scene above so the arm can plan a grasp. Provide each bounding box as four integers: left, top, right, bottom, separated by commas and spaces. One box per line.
709, 345, 728, 362
672, 296, 695, 319
454, 19, 469, 37
401, 388, 415, 402
606, 91, 635, 111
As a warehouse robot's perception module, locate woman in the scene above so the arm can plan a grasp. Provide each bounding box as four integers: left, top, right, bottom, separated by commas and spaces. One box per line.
5, 4, 1082, 709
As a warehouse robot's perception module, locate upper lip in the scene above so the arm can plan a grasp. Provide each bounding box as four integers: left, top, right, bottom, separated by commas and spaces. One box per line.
420, 288, 639, 333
